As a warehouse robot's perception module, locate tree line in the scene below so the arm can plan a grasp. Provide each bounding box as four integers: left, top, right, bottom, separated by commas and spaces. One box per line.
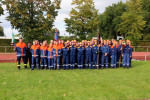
0, 0, 150, 45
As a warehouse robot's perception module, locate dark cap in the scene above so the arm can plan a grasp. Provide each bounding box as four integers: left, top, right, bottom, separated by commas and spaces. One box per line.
19, 37, 23, 39
27, 41, 31, 43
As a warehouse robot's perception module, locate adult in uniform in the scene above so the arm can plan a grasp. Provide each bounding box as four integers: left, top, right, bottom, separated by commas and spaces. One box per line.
15, 37, 27, 70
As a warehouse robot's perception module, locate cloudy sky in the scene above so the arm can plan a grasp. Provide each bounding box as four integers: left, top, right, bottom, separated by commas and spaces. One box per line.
0, 0, 126, 38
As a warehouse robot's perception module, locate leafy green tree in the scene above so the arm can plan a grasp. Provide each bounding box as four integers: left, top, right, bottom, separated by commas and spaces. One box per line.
65, 0, 99, 40
0, 26, 4, 36
141, 0, 150, 39
118, 0, 146, 44
0, 1, 3, 16
98, 1, 127, 39
3, 0, 61, 42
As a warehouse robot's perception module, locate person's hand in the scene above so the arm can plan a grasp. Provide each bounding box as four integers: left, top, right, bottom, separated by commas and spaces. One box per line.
122, 55, 124, 57
13, 48, 15, 52
130, 56, 132, 58
105, 53, 107, 56
110, 56, 112, 58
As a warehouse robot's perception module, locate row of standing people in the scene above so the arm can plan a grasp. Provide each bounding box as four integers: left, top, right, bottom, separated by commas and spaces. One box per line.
14, 37, 133, 70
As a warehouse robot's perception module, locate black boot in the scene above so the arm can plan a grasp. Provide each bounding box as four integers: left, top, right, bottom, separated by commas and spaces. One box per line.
25, 66, 27, 69
18, 66, 20, 70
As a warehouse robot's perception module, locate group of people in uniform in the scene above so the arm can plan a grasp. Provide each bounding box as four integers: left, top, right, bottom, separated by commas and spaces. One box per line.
13, 37, 133, 70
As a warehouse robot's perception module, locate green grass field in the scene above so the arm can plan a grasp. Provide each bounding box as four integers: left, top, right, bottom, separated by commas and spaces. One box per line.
0, 61, 150, 100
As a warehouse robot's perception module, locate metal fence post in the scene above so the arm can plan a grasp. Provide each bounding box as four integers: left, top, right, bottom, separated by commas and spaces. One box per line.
5, 47, 6, 53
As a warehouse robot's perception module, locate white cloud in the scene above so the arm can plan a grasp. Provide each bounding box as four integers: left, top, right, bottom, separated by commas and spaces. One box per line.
0, 0, 126, 38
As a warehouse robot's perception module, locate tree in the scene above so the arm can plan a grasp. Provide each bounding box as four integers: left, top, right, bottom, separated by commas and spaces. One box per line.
3, 0, 61, 42
0, 26, 4, 36
141, 0, 150, 40
65, 0, 99, 40
0, 0, 4, 23
98, 1, 127, 39
118, 0, 146, 45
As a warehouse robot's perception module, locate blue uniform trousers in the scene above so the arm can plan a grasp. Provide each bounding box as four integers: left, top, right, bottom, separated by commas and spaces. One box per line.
111, 55, 117, 68
31, 56, 39, 70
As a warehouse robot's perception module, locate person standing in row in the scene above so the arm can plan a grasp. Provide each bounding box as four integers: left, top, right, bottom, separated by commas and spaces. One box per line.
40, 41, 48, 69
31, 41, 40, 70
15, 37, 27, 70
26, 41, 32, 68
101, 40, 109, 69
48, 43, 53, 70
122, 40, 132, 68
92, 41, 99, 69
69, 41, 76, 69
62, 42, 69, 70
85, 41, 92, 69
77, 42, 85, 69
110, 41, 117, 68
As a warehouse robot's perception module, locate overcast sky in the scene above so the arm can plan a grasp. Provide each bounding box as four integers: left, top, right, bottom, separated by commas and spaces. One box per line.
0, 0, 126, 38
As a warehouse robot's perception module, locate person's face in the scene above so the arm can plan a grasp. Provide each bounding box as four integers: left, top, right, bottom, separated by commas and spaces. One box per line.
82, 43, 84, 46
33, 41, 35, 45
45, 41, 48, 45
116, 42, 118, 45
62, 40, 64, 44
19, 38, 23, 43
109, 41, 111, 45
58, 40, 61, 44
113, 43, 115, 47
43, 42, 46, 46
72, 42, 74, 45
51, 40, 53, 44
65, 43, 68, 47
90, 41, 92, 45
50, 43, 52, 47
129, 42, 131, 46
80, 43, 82, 47
95, 41, 97, 45
56, 42, 58, 45
88, 42, 90, 46
27, 43, 31, 46
127, 42, 129, 45
104, 42, 106, 45
54, 41, 56, 45
119, 41, 122, 45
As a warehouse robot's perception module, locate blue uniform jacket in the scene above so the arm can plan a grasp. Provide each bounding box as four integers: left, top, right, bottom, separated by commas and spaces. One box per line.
62, 47, 69, 56
52, 49, 62, 57
110, 46, 118, 56
85, 46, 92, 56
77, 47, 85, 56
70, 45, 76, 56
92, 45, 99, 54
122, 45, 132, 56
101, 45, 109, 54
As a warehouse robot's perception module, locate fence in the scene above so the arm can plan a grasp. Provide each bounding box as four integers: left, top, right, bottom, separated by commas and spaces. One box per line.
0, 46, 150, 63
0, 46, 150, 53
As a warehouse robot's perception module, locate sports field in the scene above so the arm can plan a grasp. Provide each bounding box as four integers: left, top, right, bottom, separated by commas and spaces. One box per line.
0, 61, 150, 100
